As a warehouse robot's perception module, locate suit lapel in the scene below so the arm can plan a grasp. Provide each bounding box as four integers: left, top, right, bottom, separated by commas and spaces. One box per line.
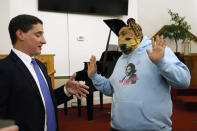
9, 51, 43, 101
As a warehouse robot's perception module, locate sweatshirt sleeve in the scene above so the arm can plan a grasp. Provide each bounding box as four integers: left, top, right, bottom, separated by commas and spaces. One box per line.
89, 73, 113, 96
154, 47, 191, 89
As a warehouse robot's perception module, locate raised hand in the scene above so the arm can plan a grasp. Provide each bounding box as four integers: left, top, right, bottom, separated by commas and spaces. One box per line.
66, 73, 89, 99
146, 35, 167, 62
87, 56, 97, 77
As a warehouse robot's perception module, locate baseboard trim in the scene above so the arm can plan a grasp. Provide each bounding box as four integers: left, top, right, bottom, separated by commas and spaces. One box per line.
55, 76, 70, 79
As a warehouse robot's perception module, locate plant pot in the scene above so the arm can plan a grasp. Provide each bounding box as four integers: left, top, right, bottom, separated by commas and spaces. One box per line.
183, 42, 191, 55
174, 52, 181, 58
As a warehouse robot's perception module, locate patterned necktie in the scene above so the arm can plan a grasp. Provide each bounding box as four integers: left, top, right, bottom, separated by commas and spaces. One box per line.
31, 58, 57, 131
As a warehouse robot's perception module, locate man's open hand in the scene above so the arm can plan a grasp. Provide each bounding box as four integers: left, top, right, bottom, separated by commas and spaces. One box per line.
66, 73, 89, 99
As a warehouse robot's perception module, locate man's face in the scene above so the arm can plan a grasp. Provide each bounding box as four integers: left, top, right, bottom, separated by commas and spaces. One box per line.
18, 23, 46, 57
126, 66, 132, 75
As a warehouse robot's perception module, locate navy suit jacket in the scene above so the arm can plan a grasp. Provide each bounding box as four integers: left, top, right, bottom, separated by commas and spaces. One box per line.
0, 51, 72, 131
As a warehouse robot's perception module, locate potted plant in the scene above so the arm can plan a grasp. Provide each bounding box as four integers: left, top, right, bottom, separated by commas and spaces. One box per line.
159, 9, 193, 56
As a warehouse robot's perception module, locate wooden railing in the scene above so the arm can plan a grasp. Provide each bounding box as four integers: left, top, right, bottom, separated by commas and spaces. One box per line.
151, 25, 197, 43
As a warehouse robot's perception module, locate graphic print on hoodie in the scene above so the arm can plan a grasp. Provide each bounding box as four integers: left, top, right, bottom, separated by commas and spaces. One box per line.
120, 62, 139, 84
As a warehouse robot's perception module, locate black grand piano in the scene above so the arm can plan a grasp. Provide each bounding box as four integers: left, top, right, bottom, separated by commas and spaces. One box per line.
64, 19, 126, 120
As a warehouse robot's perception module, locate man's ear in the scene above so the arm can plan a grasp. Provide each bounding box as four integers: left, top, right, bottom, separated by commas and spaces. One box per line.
16, 29, 25, 41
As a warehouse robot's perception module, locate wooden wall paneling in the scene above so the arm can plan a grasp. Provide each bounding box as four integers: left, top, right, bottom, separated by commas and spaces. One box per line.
181, 54, 197, 86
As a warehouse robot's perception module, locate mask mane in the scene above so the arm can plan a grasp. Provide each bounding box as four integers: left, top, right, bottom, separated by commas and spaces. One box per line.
127, 18, 142, 39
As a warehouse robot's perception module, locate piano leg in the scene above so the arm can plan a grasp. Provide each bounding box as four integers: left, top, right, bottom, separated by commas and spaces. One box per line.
77, 98, 81, 116
64, 101, 68, 115
86, 80, 94, 120
100, 92, 103, 110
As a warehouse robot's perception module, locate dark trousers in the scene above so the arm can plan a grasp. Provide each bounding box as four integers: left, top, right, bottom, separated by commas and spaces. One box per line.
110, 128, 119, 131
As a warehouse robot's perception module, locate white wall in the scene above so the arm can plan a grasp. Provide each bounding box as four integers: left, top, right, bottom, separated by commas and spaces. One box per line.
0, 0, 137, 76
64, 0, 137, 75
0, 0, 11, 53
138, 0, 197, 53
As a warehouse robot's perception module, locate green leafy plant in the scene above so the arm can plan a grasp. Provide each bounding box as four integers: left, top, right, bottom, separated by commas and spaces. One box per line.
159, 9, 193, 52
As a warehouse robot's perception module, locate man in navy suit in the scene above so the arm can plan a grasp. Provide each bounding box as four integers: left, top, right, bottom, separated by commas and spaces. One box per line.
0, 14, 89, 131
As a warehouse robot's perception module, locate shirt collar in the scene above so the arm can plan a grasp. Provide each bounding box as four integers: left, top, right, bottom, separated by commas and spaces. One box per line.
12, 48, 32, 64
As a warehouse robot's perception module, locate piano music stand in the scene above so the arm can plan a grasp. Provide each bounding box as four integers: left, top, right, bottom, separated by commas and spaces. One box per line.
103, 19, 126, 37
103, 19, 126, 56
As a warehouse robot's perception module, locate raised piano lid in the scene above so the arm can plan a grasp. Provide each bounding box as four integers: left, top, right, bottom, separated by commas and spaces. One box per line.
103, 19, 126, 36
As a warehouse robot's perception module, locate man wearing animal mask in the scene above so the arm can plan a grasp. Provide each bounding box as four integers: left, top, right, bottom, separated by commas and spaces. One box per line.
88, 18, 190, 131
